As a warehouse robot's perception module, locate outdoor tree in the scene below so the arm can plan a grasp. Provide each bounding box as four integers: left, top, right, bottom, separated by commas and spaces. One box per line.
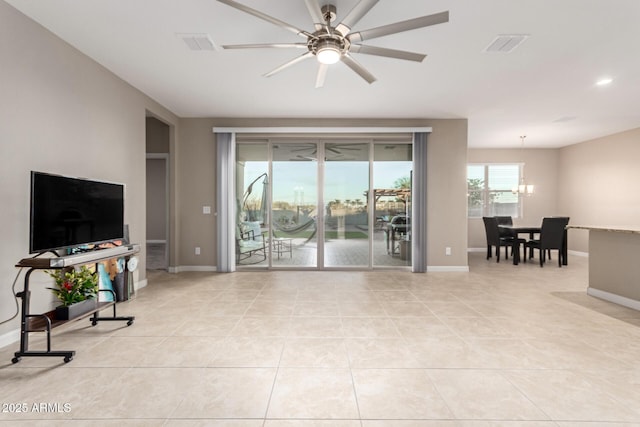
394, 176, 411, 189
467, 178, 484, 208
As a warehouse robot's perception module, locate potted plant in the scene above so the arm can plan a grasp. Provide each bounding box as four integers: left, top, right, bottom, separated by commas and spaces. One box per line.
47, 265, 99, 320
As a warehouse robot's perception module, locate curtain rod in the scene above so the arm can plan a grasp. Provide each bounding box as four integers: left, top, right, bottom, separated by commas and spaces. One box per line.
212, 127, 432, 134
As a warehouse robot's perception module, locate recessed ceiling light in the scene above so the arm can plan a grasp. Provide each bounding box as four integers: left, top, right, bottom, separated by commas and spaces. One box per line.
596, 77, 613, 86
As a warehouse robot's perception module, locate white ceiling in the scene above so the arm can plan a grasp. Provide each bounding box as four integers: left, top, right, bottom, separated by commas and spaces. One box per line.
6, 0, 640, 148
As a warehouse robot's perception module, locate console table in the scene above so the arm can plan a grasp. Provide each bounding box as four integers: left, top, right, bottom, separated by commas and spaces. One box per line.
12, 244, 139, 364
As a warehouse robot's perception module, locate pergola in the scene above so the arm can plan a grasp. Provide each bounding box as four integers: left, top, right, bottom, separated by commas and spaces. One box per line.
366, 188, 411, 203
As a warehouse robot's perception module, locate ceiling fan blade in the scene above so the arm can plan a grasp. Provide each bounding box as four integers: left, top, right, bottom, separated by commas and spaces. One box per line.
291, 146, 317, 154
350, 44, 426, 62
263, 52, 314, 77
341, 54, 376, 84
303, 0, 325, 31
315, 63, 328, 88
333, 145, 362, 150
216, 0, 313, 38
335, 0, 380, 36
348, 11, 449, 43
222, 43, 308, 50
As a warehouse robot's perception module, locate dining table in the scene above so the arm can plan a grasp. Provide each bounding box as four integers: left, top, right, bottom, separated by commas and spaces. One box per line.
498, 224, 569, 266
497, 225, 538, 265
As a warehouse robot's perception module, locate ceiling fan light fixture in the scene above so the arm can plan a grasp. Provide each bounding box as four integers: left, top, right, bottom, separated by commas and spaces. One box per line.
316, 42, 341, 64
215, 0, 449, 85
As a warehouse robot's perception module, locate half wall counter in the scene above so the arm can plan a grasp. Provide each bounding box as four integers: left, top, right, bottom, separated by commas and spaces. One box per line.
568, 225, 640, 311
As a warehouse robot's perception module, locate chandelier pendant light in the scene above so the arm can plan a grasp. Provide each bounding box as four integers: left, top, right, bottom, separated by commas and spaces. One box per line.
512, 135, 534, 195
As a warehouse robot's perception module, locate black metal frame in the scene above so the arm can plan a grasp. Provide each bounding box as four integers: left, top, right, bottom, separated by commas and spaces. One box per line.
236, 229, 267, 264
11, 266, 134, 364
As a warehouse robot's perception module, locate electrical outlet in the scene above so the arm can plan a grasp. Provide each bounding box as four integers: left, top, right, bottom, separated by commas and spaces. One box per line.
445, 247, 452, 256
195, 247, 201, 255
203, 206, 211, 214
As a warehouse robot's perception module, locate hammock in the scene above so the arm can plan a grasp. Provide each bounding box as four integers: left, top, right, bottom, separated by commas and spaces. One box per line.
273, 219, 317, 244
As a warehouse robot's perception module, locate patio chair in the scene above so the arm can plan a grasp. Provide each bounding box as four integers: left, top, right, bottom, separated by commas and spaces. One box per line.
236, 221, 267, 264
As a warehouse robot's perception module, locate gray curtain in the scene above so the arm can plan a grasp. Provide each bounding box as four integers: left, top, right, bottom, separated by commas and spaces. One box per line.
412, 132, 428, 272
215, 132, 236, 272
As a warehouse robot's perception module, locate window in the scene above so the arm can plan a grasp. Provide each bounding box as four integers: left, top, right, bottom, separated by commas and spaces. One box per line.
467, 164, 521, 218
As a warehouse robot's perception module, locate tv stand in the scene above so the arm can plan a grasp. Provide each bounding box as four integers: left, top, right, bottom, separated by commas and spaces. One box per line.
12, 244, 139, 364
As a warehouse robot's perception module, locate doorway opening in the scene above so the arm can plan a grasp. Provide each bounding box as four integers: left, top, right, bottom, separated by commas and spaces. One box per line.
145, 116, 170, 270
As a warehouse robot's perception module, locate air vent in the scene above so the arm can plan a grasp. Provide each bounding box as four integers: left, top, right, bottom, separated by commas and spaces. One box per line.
484, 34, 529, 53
177, 33, 218, 51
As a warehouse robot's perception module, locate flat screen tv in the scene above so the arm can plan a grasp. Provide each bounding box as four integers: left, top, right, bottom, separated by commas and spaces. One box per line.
30, 171, 125, 254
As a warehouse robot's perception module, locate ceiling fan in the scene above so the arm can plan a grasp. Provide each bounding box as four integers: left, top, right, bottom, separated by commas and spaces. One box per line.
290, 143, 362, 160
216, 0, 449, 87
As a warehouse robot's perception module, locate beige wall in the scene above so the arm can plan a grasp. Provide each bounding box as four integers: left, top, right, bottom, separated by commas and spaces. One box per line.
174, 119, 218, 268
425, 119, 469, 265
558, 127, 640, 252
146, 117, 170, 153
0, 1, 178, 337
175, 118, 469, 270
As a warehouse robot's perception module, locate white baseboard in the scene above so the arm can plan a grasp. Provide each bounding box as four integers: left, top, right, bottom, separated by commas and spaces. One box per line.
467, 248, 486, 253
0, 328, 20, 350
587, 287, 640, 311
168, 266, 218, 273
427, 266, 470, 272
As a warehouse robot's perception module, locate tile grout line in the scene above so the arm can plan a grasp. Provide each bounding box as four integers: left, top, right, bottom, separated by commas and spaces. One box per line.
260, 308, 293, 425
341, 313, 365, 425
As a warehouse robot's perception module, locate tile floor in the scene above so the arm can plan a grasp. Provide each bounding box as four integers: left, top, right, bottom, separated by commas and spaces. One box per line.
2, 252, 640, 426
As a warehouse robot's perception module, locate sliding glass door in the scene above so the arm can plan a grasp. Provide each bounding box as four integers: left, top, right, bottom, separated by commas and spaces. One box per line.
236, 143, 269, 266
324, 143, 370, 267
271, 143, 318, 267
235, 139, 412, 269
373, 143, 413, 267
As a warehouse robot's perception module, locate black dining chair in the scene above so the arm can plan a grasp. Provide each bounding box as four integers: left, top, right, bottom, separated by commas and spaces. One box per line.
495, 215, 513, 227
524, 217, 570, 267
495, 215, 514, 239
483, 216, 524, 263
495, 216, 520, 258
